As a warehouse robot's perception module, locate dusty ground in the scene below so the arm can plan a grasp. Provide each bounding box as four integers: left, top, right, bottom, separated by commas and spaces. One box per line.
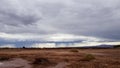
0, 48, 120, 68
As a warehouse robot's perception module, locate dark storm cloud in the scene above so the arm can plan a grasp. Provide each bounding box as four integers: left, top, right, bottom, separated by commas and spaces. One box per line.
0, 10, 40, 26
0, 0, 120, 41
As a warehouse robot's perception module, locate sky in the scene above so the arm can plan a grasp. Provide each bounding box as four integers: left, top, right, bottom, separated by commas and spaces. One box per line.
0, 0, 120, 48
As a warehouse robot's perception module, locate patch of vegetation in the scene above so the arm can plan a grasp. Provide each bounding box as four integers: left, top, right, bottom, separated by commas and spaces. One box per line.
114, 45, 120, 48
64, 58, 69, 62
81, 54, 95, 61
22, 46, 26, 49
70, 49, 79, 52
0, 57, 10, 61
32, 58, 50, 65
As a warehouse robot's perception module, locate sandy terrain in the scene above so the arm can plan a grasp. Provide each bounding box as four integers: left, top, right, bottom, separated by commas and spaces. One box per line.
0, 58, 31, 68
0, 48, 120, 68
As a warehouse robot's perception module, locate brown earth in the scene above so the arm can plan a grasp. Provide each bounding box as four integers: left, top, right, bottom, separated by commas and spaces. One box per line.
0, 48, 120, 68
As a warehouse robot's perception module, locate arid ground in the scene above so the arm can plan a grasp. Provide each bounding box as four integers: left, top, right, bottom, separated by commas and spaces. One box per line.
0, 48, 120, 68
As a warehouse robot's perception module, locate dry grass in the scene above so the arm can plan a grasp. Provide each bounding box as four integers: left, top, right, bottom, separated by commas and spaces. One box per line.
70, 49, 79, 52
32, 58, 50, 65
0, 48, 120, 68
0, 57, 10, 61
81, 54, 95, 61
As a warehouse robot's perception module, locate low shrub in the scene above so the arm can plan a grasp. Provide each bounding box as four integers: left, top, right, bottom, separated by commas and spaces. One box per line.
70, 49, 79, 52
81, 54, 95, 61
0, 57, 10, 61
32, 58, 50, 65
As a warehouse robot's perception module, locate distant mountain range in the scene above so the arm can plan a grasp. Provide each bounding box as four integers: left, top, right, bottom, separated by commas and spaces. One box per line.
78, 44, 114, 48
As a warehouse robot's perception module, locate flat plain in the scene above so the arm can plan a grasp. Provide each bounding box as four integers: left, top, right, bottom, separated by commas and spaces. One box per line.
0, 48, 120, 68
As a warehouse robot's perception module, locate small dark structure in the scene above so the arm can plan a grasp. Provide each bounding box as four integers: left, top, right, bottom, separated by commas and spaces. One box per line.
22, 46, 26, 49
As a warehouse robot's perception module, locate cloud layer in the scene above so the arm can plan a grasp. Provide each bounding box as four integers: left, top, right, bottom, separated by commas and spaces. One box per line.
0, 0, 120, 47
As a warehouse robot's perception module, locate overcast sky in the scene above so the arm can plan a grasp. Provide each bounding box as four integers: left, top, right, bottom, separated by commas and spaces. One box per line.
0, 0, 120, 47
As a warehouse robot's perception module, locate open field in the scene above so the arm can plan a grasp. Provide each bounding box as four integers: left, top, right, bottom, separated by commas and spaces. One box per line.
0, 48, 120, 68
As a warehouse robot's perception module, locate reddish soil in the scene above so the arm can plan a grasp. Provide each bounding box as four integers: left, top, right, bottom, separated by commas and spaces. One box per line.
0, 48, 120, 68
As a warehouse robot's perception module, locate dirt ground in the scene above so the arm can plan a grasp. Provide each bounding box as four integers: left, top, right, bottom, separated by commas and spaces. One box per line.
0, 48, 120, 68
